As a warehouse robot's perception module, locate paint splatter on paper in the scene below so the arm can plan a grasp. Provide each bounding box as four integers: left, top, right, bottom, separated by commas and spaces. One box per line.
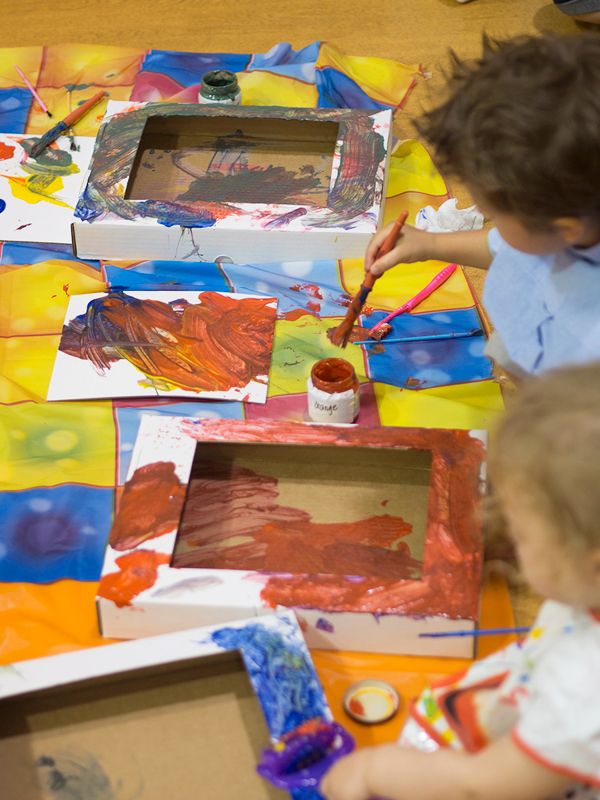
35, 752, 117, 800
98, 550, 171, 607
0, 134, 95, 244
109, 462, 186, 551
47, 290, 278, 403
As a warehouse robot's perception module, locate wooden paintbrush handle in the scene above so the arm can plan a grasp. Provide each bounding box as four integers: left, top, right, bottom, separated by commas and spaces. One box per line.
377, 210, 409, 258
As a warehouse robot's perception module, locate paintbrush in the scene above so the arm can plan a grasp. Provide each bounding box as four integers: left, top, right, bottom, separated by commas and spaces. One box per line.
352, 327, 483, 346
368, 263, 458, 341
329, 210, 408, 348
14, 65, 52, 118
29, 90, 107, 159
418, 626, 531, 638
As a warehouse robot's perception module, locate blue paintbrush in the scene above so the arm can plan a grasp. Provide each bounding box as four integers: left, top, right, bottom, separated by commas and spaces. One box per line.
419, 626, 531, 638
352, 327, 484, 346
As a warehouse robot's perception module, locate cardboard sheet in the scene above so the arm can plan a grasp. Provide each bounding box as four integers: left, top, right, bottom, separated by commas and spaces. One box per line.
0, 652, 283, 800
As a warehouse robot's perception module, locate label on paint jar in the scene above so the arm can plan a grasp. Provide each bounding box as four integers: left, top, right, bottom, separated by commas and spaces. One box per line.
307, 358, 359, 424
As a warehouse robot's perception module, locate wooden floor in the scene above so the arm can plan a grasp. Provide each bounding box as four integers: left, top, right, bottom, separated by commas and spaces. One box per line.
3, 0, 581, 625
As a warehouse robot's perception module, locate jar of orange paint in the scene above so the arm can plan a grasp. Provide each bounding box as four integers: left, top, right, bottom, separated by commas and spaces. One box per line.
307, 358, 359, 424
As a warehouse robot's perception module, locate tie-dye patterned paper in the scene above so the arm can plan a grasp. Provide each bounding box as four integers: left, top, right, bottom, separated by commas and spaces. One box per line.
0, 42, 503, 672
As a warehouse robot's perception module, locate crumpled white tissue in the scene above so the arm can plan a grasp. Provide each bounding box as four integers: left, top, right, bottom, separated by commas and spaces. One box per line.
415, 198, 484, 233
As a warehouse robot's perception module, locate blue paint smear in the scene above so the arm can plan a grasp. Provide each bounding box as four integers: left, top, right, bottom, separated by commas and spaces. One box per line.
316, 67, 392, 111
0, 87, 32, 133
0, 199, 5, 214
208, 620, 328, 738
0, 485, 114, 582
207, 617, 328, 800
364, 307, 493, 389
74, 194, 221, 227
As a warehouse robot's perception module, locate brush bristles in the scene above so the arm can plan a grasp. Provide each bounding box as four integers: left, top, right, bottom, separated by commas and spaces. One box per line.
368, 323, 392, 341
329, 318, 354, 348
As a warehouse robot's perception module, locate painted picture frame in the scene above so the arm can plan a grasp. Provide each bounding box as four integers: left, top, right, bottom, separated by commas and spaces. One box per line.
0, 611, 329, 800
97, 416, 486, 658
71, 101, 392, 262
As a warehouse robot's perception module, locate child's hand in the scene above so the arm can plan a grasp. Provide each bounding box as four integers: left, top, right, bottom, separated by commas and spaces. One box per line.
320, 749, 372, 800
365, 223, 432, 277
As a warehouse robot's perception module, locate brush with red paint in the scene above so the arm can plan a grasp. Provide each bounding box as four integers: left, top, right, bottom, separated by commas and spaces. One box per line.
29, 90, 107, 159
329, 210, 408, 349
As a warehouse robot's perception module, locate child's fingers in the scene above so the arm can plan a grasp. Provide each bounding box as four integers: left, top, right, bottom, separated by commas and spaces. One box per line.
369, 246, 404, 277
364, 223, 394, 271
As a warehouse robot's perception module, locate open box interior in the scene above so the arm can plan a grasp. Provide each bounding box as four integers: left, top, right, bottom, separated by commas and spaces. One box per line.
125, 114, 340, 207
173, 442, 432, 578
0, 651, 282, 800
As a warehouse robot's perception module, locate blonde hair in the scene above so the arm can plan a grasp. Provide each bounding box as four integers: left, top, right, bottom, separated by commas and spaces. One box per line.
488, 363, 600, 552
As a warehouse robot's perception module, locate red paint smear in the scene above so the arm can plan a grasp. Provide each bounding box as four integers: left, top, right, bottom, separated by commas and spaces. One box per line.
348, 697, 365, 717
61, 290, 276, 393
327, 325, 371, 345
180, 420, 485, 619
62, 283, 70, 296
290, 283, 324, 300
98, 550, 170, 607
0, 142, 15, 160
307, 300, 321, 313
281, 308, 317, 321
110, 461, 186, 551
174, 463, 420, 580
381, 499, 389, 507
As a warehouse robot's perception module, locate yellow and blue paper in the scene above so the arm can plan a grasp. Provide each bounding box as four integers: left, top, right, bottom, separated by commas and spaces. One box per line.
0, 42, 503, 664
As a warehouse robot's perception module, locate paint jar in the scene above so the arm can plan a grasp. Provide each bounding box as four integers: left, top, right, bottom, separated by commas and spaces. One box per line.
198, 70, 241, 105
307, 358, 359, 424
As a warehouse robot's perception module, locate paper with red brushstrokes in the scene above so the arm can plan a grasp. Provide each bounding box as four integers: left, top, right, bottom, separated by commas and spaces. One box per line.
47, 289, 278, 403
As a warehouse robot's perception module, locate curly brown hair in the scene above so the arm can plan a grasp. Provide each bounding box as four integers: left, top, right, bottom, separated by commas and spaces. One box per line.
416, 34, 600, 230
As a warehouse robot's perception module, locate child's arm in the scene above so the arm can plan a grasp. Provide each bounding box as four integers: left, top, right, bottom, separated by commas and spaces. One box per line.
365, 224, 493, 276
320, 734, 573, 800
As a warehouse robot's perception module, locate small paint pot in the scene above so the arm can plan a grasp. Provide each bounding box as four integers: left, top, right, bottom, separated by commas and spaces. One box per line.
307, 358, 359, 424
343, 680, 400, 725
198, 70, 241, 105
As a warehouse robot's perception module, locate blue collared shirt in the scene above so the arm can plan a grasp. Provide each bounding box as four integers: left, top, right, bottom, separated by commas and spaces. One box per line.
483, 228, 600, 374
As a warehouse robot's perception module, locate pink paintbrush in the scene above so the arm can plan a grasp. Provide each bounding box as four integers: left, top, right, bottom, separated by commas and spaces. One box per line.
14, 65, 52, 118
368, 263, 458, 341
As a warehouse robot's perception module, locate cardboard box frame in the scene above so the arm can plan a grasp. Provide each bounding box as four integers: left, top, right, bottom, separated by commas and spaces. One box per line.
0, 611, 329, 800
72, 101, 392, 262
98, 417, 486, 658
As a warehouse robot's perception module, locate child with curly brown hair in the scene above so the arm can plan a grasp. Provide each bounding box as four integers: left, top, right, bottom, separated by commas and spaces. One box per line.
366, 35, 600, 378
322, 361, 600, 800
